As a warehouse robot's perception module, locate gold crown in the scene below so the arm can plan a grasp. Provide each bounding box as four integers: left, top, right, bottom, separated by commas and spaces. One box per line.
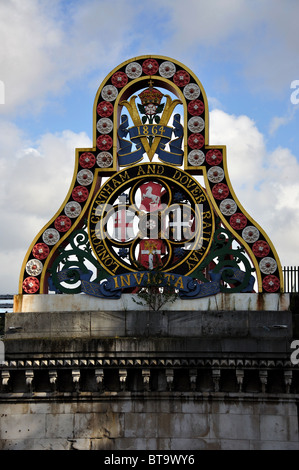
139, 82, 163, 105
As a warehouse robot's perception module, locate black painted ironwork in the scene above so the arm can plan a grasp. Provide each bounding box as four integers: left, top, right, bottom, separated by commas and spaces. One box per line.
283, 266, 299, 293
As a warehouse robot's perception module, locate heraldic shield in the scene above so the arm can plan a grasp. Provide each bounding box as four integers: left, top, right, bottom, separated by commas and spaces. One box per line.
19, 55, 283, 297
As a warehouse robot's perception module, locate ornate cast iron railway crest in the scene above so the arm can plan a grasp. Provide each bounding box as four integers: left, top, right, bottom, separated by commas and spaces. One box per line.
19, 56, 282, 296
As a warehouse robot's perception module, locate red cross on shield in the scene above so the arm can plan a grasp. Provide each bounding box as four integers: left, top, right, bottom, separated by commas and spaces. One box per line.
114, 208, 135, 242
138, 239, 165, 270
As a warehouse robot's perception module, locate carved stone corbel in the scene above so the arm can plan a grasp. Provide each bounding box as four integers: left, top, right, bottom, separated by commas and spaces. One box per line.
284, 370, 292, 393
119, 369, 127, 391
95, 368, 104, 392
189, 368, 197, 391
1, 370, 10, 390
25, 370, 34, 393
212, 369, 221, 392
72, 369, 80, 392
49, 370, 58, 392
259, 370, 268, 393
236, 369, 244, 392
142, 369, 150, 391
166, 369, 174, 391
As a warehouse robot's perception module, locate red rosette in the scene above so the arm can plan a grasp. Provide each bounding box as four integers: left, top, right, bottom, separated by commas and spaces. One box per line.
97, 101, 114, 117
79, 152, 95, 169
229, 212, 247, 230
54, 215, 72, 232
206, 149, 223, 166
173, 70, 190, 87
72, 186, 89, 202
32, 243, 49, 260
142, 59, 159, 75
262, 275, 280, 292
188, 99, 204, 116
212, 183, 230, 200
96, 135, 113, 151
23, 276, 40, 294
252, 240, 270, 258
188, 133, 205, 149
111, 71, 128, 88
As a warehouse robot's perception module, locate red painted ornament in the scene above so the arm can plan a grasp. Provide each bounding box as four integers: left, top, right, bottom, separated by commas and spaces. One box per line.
72, 186, 89, 202
212, 183, 229, 200
188, 99, 204, 116
23, 276, 40, 294
252, 240, 270, 258
230, 212, 247, 230
188, 133, 205, 149
142, 59, 159, 75
111, 71, 128, 88
262, 275, 280, 292
173, 70, 190, 87
32, 243, 49, 260
97, 101, 114, 117
79, 152, 95, 169
54, 215, 72, 232
206, 149, 223, 166
96, 135, 113, 151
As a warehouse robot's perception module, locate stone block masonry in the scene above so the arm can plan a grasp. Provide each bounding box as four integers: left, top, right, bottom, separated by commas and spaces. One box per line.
0, 292, 298, 450
0, 396, 298, 450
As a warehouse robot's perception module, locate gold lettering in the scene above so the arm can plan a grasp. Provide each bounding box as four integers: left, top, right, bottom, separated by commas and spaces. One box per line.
186, 251, 201, 271
186, 179, 196, 189
96, 243, 116, 267
172, 169, 181, 181
113, 276, 120, 289
90, 228, 102, 239
90, 216, 100, 225
120, 274, 131, 287
132, 272, 145, 285
142, 125, 149, 135
112, 178, 122, 189
119, 170, 130, 182
194, 193, 206, 203
174, 276, 184, 289
137, 166, 146, 176
110, 263, 119, 274
202, 221, 212, 230
101, 183, 113, 195
93, 195, 107, 206
159, 126, 165, 136
90, 236, 104, 246
179, 175, 189, 185
147, 165, 156, 174
203, 210, 212, 219
191, 187, 199, 196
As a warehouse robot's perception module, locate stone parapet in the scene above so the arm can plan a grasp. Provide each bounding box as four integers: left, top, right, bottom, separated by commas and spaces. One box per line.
1, 292, 298, 450
13, 293, 290, 313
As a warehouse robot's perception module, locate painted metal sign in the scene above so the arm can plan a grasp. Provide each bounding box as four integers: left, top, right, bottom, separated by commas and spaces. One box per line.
19, 56, 283, 296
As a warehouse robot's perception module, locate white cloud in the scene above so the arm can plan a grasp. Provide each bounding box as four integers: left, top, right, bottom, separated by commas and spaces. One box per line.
0, 123, 92, 293
157, 0, 299, 94
209, 110, 265, 186
0, 0, 139, 114
209, 109, 299, 267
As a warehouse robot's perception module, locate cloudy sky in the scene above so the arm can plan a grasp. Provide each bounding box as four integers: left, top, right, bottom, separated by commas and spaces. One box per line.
0, 0, 299, 294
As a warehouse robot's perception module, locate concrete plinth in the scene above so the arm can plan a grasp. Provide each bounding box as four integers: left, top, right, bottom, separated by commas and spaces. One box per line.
13, 292, 290, 313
